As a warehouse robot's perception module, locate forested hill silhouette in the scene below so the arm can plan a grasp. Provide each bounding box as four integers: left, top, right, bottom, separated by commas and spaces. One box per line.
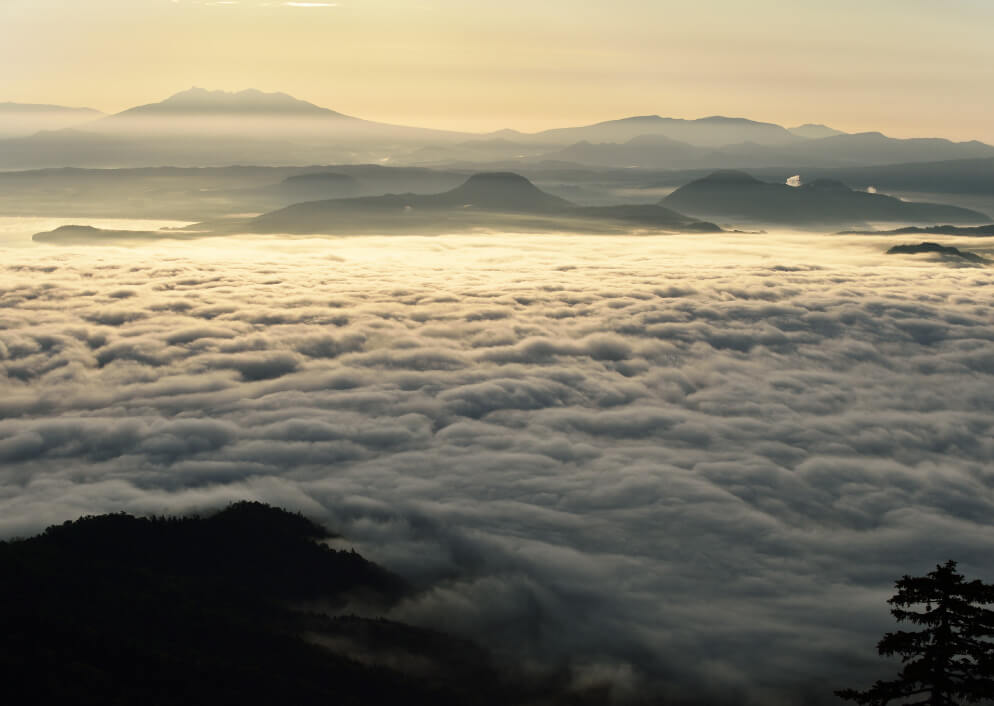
0, 502, 561, 706
660, 170, 990, 226
231, 172, 720, 235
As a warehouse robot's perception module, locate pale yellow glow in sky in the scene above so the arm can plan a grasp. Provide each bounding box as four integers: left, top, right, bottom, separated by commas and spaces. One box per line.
2, 0, 993, 140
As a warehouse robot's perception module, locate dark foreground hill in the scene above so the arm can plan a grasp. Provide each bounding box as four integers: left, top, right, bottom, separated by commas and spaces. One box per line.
660, 170, 989, 227
0, 502, 585, 706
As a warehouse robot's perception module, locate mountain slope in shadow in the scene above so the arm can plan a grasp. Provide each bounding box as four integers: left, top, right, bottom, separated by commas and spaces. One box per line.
660, 170, 990, 226
0, 502, 593, 706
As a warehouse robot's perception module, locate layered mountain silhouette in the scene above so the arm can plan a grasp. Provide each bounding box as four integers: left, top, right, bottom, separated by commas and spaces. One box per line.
237, 172, 720, 235
521, 132, 994, 171
660, 171, 989, 226
778, 132, 994, 166
0, 165, 470, 221
29, 172, 718, 241
549, 134, 712, 169
739, 158, 994, 199
4, 87, 992, 170
0, 102, 102, 139
278, 172, 362, 200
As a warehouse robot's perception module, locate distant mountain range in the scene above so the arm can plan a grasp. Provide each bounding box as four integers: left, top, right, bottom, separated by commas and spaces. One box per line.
0, 102, 102, 139
494, 114, 800, 147
522, 131, 994, 171
3, 87, 994, 171
660, 171, 990, 227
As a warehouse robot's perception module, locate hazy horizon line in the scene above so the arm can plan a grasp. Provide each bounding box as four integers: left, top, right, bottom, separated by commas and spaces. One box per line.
7, 86, 993, 145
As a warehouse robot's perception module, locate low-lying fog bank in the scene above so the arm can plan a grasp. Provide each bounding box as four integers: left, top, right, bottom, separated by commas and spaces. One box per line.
2, 226, 993, 704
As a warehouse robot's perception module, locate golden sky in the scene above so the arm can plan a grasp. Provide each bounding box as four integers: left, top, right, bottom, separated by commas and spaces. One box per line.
3, 0, 993, 140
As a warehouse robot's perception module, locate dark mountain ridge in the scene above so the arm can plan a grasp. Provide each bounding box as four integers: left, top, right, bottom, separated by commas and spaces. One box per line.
886, 242, 988, 264
661, 170, 989, 226
239, 172, 719, 235
0, 502, 640, 705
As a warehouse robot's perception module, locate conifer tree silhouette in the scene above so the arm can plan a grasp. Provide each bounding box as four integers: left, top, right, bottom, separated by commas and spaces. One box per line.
837, 561, 994, 706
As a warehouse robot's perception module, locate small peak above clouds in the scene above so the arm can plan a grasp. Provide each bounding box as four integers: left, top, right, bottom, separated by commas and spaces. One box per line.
788, 123, 846, 139
435, 172, 575, 211
697, 169, 764, 185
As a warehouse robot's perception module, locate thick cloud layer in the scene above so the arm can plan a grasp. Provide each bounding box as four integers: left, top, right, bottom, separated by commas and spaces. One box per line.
2, 223, 993, 704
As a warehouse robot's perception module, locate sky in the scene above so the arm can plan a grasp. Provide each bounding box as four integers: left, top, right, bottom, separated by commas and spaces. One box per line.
2, 0, 994, 140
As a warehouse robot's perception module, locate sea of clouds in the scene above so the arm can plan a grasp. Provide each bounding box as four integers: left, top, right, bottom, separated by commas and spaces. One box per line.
1, 223, 993, 703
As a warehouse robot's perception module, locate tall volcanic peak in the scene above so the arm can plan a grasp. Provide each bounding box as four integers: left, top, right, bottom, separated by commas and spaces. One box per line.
116, 87, 352, 118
